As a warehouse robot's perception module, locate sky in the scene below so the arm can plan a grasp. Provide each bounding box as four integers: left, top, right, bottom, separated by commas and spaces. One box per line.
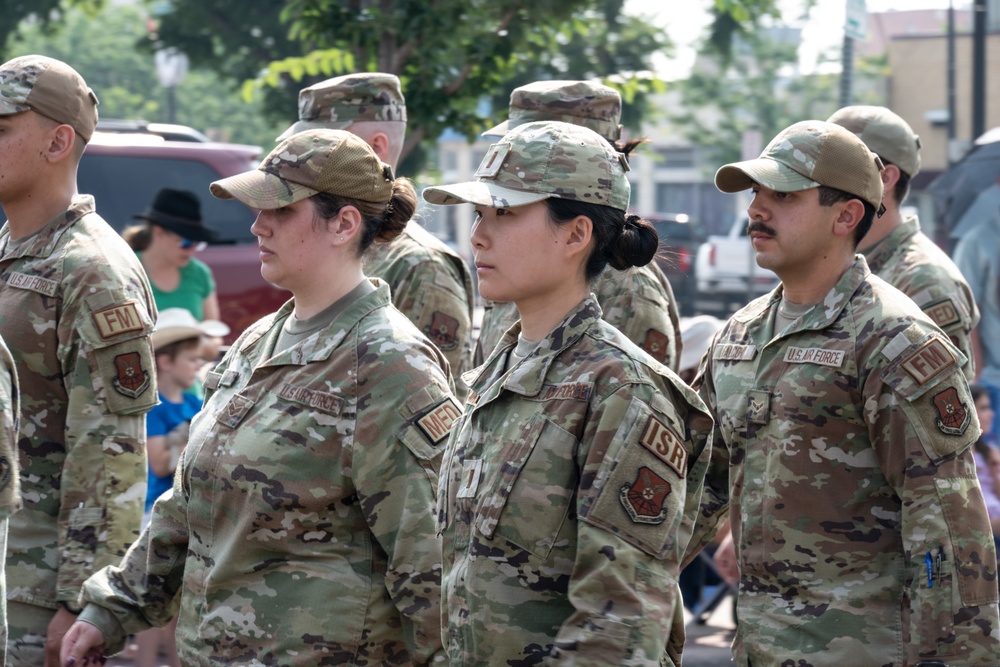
624, 0, 972, 78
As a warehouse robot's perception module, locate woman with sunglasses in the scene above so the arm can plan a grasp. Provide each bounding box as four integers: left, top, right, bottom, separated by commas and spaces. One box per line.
61, 130, 455, 666
124, 187, 220, 323
424, 120, 713, 666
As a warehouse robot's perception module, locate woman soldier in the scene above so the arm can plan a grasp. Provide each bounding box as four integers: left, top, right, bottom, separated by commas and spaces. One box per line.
423, 120, 714, 666
61, 130, 456, 666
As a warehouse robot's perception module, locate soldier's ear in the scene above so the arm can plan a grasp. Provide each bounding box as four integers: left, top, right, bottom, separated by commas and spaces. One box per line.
44, 123, 77, 163
832, 198, 865, 240
368, 132, 391, 163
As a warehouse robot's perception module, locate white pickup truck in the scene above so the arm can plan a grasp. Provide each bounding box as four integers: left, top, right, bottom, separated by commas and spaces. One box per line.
694, 217, 780, 311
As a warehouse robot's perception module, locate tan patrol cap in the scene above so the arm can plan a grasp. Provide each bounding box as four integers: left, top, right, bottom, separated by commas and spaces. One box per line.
277, 72, 406, 140
715, 120, 885, 214
483, 80, 623, 142
0, 55, 99, 142
827, 105, 921, 177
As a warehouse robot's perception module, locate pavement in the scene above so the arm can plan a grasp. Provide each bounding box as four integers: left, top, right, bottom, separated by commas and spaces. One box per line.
106, 591, 738, 667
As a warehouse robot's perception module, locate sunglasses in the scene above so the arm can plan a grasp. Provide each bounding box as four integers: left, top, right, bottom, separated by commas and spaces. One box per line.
179, 238, 208, 252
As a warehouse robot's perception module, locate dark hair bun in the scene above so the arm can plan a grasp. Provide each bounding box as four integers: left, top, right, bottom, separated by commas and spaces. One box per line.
606, 214, 658, 270
376, 178, 416, 243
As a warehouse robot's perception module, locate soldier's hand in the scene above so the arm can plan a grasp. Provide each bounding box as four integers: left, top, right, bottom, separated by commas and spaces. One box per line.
58, 619, 107, 667
713, 530, 739, 586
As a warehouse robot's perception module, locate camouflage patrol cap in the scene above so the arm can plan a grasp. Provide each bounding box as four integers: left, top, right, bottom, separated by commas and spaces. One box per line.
483, 80, 623, 142
423, 120, 630, 211
715, 120, 885, 213
827, 105, 921, 177
0, 55, 99, 142
277, 72, 406, 140
210, 129, 395, 209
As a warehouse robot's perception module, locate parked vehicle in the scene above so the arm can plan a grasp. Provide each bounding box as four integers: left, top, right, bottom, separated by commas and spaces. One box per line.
77, 130, 289, 342
648, 213, 703, 317
694, 216, 779, 314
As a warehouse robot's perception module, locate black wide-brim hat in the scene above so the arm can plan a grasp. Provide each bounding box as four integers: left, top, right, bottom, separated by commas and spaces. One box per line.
134, 187, 218, 243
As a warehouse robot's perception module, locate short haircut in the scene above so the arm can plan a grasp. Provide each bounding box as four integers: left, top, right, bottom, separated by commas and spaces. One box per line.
817, 185, 877, 247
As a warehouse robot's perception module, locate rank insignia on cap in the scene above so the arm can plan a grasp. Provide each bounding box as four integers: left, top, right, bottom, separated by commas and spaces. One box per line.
474, 142, 511, 179
932, 386, 971, 436
418, 398, 463, 445
642, 329, 669, 363
619, 466, 671, 525
424, 311, 460, 351
111, 352, 150, 399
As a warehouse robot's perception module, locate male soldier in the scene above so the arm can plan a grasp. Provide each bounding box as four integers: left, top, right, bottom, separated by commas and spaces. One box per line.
475, 80, 683, 370
829, 105, 979, 380
0, 56, 157, 665
279, 73, 475, 393
684, 120, 1000, 665
0, 337, 19, 666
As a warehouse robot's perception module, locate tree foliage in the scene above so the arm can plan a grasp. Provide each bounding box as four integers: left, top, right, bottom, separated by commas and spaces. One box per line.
0, 0, 102, 59
7, 3, 286, 147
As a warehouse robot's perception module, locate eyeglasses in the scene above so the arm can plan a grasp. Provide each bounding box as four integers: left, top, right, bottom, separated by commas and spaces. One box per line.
179, 238, 208, 252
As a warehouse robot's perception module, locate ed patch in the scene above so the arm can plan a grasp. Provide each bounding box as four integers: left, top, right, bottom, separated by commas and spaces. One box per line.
111, 352, 150, 398
417, 398, 462, 444
424, 311, 460, 351
932, 386, 972, 436
619, 466, 672, 525
925, 298, 962, 329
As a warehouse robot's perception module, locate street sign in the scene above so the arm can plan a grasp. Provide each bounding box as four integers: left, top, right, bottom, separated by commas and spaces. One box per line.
845, 0, 868, 41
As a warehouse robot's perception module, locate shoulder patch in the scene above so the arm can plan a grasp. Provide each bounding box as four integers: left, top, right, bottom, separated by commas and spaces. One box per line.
642, 329, 670, 363
901, 338, 956, 385
924, 298, 962, 329
93, 302, 144, 339
932, 386, 972, 436
111, 351, 151, 398
619, 466, 672, 524
638, 415, 688, 478
423, 311, 460, 351
417, 398, 462, 444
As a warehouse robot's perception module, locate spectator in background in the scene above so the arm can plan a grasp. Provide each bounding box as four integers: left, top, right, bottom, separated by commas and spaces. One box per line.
954, 193, 1000, 443
133, 309, 227, 667
972, 384, 1000, 557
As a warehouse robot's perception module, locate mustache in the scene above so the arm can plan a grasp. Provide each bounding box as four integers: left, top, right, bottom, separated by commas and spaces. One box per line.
747, 220, 776, 236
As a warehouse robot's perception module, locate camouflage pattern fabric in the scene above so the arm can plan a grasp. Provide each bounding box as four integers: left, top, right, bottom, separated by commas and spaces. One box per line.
0, 337, 18, 667
365, 220, 474, 397
439, 296, 714, 666
475, 264, 682, 372
279, 72, 406, 139
864, 214, 979, 381
686, 256, 1000, 666
483, 79, 623, 141
79, 282, 453, 666
0, 196, 156, 659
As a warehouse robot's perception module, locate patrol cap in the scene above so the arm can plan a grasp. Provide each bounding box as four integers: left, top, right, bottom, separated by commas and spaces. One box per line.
423, 120, 631, 211
0, 55, 99, 142
211, 129, 395, 210
715, 120, 885, 213
827, 105, 921, 177
152, 308, 229, 350
277, 72, 406, 140
483, 80, 623, 142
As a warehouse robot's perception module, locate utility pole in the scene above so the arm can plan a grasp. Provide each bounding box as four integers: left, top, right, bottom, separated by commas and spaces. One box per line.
947, 0, 957, 163
842, 0, 868, 107
972, 0, 987, 140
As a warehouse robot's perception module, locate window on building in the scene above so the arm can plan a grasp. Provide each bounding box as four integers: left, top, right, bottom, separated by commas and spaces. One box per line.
655, 146, 696, 169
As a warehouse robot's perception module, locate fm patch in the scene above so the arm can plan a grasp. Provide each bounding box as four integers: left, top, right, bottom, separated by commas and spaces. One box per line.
638, 415, 687, 478
932, 387, 971, 436
642, 329, 669, 363
93, 302, 144, 340
111, 352, 150, 398
424, 311, 460, 351
417, 398, 462, 444
619, 466, 671, 525
901, 338, 955, 385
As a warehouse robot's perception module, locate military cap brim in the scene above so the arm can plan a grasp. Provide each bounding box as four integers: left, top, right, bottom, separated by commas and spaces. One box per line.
211, 170, 320, 210
715, 157, 820, 194
422, 181, 551, 208
480, 119, 509, 138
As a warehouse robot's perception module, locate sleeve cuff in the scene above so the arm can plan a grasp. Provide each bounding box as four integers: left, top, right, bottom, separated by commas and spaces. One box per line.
77, 604, 129, 656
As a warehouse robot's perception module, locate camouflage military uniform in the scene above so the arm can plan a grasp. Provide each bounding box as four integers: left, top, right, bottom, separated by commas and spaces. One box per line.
864, 214, 979, 380
79, 282, 453, 666
365, 221, 474, 392
439, 296, 713, 666
475, 264, 680, 371
0, 196, 156, 660
0, 337, 19, 667
686, 256, 1000, 666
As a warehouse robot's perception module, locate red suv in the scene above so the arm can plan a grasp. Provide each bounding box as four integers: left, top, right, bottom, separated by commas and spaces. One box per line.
78, 132, 288, 342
